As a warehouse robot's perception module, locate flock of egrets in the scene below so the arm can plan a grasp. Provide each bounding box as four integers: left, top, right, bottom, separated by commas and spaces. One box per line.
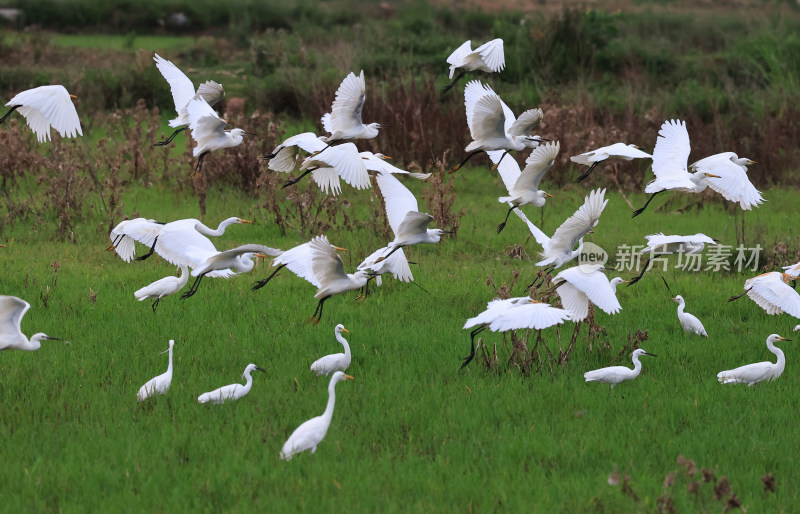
2, 36, 800, 460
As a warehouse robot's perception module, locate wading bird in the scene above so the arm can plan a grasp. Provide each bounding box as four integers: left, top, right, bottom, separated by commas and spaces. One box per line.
280, 371, 354, 460
0, 296, 60, 351
359, 152, 431, 180
717, 334, 789, 386
134, 265, 189, 312
152, 53, 225, 146
252, 241, 320, 292
1, 85, 82, 142
186, 94, 255, 174
442, 39, 505, 94
181, 244, 282, 299
551, 267, 626, 322
310, 324, 352, 376
584, 349, 656, 389
451, 81, 546, 173
197, 363, 266, 404
689, 152, 764, 210
460, 297, 571, 369
571, 142, 651, 182
493, 141, 559, 234
137, 339, 174, 401
357, 244, 413, 287
107, 218, 163, 262
292, 142, 370, 195
320, 70, 381, 144
671, 295, 708, 337
628, 233, 718, 285
728, 272, 800, 319
307, 236, 371, 325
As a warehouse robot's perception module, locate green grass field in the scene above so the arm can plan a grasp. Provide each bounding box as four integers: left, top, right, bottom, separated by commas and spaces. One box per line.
1, 164, 799, 511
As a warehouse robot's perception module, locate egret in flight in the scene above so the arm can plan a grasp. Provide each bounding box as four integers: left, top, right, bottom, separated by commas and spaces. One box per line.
310, 324, 352, 376
187, 94, 255, 174
198, 364, 266, 404
307, 236, 371, 325
280, 371, 354, 460
584, 349, 656, 389
137, 340, 174, 401
442, 39, 505, 94
689, 152, 764, 210
181, 244, 282, 299
551, 267, 625, 322
671, 295, 708, 337
320, 70, 381, 144
107, 218, 163, 262
728, 272, 800, 319
628, 233, 718, 285
1, 85, 82, 142
0, 296, 60, 351
717, 334, 789, 386
571, 142, 651, 182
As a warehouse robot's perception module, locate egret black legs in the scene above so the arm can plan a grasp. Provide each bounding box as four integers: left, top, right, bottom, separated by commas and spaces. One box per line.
575, 162, 599, 182
181, 272, 208, 300
135, 236, 159, 261
0, 105, 20, 124
449, 150, 482, 174
440, 71, 466, 95
282, 168, 314, 189
460, 327, 486, 370
632, 191, 662, 218
497, 204, 519, 234
153, 127, 187, 147
308, 296, 330, 325
252, 264, 286, 291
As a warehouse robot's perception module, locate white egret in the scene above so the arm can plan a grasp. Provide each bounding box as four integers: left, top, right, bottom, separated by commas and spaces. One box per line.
571, 142, 652, 182
0, 296, 60, 351
280, 371, 354, 460
728, 272, 800, 318
357, 244, 413, 287
152, 53, 225, 146
107, 217, 163, 262
451, 80, 546, 173
442, 39, 505, 94
461, 297, 571, 368
513, 188, 608, 285
294, 142, 370, 195
197, 363, 266, 404
628, 233, 718, 285
551, 267, 625, 322
134, 265, 190, 312
320, 70, 380, 143
372, 171, 450, 264
310, 325, 352, 376
795, 324, 800, 332
717, 334, 789, 386
689, 152, 764, 210
671, 295, 708, 337
181, 244, 282, 299
252, 241, 320, 291
137, 339, 174, 402
186, 94, 255, 174
493, 141, 559, 234
308, 235, 371, 325
359, 152, 431, 180
263, 132, 328, 173
1, 85, 82, 143
584, 349, 657, 389
784, 261, 800, 277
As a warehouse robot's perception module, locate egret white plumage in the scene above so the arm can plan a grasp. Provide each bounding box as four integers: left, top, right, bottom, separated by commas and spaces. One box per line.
671, 295, 708, 337
107, 217, 163, 262
492, 141, 559, 234
584, 349, 656, 389
628, 233, 718, 285
359, 152, 431, 180
0, 296, 60, 351
152, 53, 225, 146
450, 81, 546, 173
320, 70, 381, 143
134, 265, 189, 312
717, 334, 789, 386
181, 244, 282, 299
307, 235, 371, 325
357, 244, 413, 287
251, 240, 320, 292
197, 363, 266, 404
263, 131, 328, 174
292, 142, 370, 195
310, 324, 352, 376
571, 142, 651, 182
280, 371, 354, 460
728, 272, 800, 318
461, 297, 571, 368
137, 339, 174, 401
689, 152, 764, 210
551, 267, 625, 322
186, 94, 255, 174
442, 39, 505, 94
1, 85, 82, 142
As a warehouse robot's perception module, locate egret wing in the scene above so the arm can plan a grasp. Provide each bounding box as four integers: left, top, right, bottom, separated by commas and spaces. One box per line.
375, 171, 420, 236
109, 218, 162, 262
488, 302, 570, 332
470, 94, 507, 142
196, 80, 224, 106
512, 208, 550, 247
0, 296, 29, 348
507, 108, 544, 137
512, 141, 559, 194
274, 242, 320, 287
327, 70, 366, 132
395, 211, 435, 242
487, 150, 521, 193
474, 38, 505, 73
647, 119, 694, 192
464, 80, 495, 134
446, 40, 473, 78
153, 54, 196, 118
547, 188, 608, 257
268, 132, 328, 173
555, 267, 622, 316
10, 85, 82, 142
747, 278, 800, 318
310, 236, 347, 288
310, 167, 342, 196
644, 232, 716, 248
717, 362, 772, 385
696, 160, 764, 210
325, 143, 370, 190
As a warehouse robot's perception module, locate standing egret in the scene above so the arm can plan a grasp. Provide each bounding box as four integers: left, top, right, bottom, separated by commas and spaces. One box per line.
689, 152, 764, 210
181, 244, 282, 299
728, 272, 800, 318
551, 267, 626, 322
571, 142, 652, 182
461, 297, 572, 369
152, 53, 225, 146
442, 39, 505, 94
717, 334, 789, 386
280, 371, 354, 460
0, 296, 60, 351
197, 364, 266, 404
372, 171, 451, 264
1, 85, 82, 143
310, 325, 352, 376
134, 265, 190, 312
451, 81, 546, 173
320, 70, 381, 144
584, 349, 657, 389
493, 141, 559, 234
671, 295, 708, 337
307, 236, 371, 325
137, 340, 174, 402
186, 94, 255, 174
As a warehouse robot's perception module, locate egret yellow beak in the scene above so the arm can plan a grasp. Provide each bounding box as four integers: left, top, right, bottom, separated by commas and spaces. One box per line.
544, 192, 553, 198
747, 160, 757, 165
671, 297, 679, 302
779, 336, 791, 341
621, 280, 630, 283
341, 327, 350, 333
254, 253, 269, 259
333, 246, 348, 252
704, 173, 721, 178
343, 374, 355, 380
237, 219, 253, 224
69, 94, 78, 99
380, 155, 392, 160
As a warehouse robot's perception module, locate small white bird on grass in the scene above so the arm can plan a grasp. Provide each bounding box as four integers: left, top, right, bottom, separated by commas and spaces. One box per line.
310, 324, 351, 376
584, 348, 657, 389
0, 296, 60, 351
280, 371, 354, 461
442, 39, 505, 94
551, 267, 626, 322
717, 334, 789, 386
198, 363, 266, 404
728, 272, 800, 319
134, 265, 190, 312
571, 142, 651, 182
137, 340, 174, 402
320, 70, 381, 144
671, 295, 708, 337
187, 94, 255, 174
181, 244, 282, 299
1, 85, 82, 142
152, 53, 225, 146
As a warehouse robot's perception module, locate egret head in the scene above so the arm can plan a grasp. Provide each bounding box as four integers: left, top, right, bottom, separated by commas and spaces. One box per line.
671, 295, 684, 303
364, 123, 382, 139
429, 228, 453, 243
160, 340, 175, 353
609, 277, 628, 290
244, 363, 266, 377
236, 218, 253, 224
767, 334, 790, 344
335, 324, 350, 335
633, 348, 657, 358
331, 371, 355, 384
29, 333, 60, 350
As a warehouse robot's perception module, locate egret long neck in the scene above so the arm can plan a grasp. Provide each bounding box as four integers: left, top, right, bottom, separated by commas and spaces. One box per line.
631, 354, 643, 376
241, 370, 254, 394
196, 218, 236, 237
676, 299, 685, 315
336, 333, 350, 359
768, 340, 786, 375
321, 380, 339, 424
166, 347, 174, 377
177, 265, 190, 287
